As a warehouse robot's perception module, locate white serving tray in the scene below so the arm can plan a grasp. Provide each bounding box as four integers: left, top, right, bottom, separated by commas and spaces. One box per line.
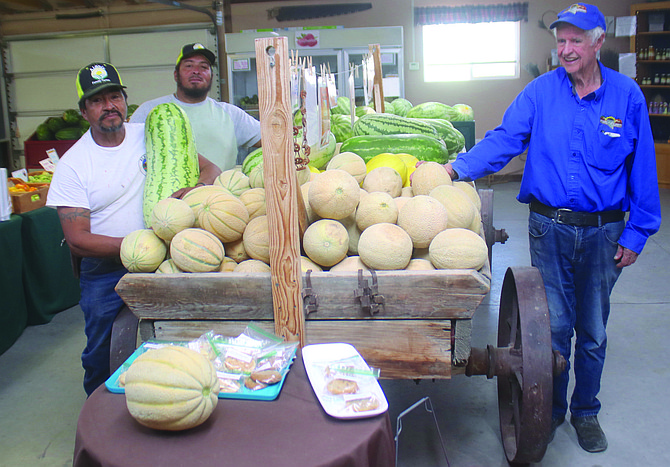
302, 343, 388, 420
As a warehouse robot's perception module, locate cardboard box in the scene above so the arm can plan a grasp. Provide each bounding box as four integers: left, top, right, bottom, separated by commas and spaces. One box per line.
23, 133, 77, 169
10, 185, 49, 214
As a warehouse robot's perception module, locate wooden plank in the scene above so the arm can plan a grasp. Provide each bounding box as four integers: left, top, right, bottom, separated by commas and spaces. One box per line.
152, 319, 453, 379
254, 36, 305, 346
115, 268, 490, 320
369, 44, 385, 113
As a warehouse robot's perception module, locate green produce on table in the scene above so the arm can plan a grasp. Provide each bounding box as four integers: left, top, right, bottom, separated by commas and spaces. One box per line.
353, 113, 438, 139
55, 127, 83, 140
411, 118, 465, 154
28, 172, 53, 183
62, 109, 81, 125
330, 114, 356, 143
339, 133, 450, 164
447, 103, 474, 121
355, 106, 376, 118
330, 96, 351, 116
35, 123, 53, 141
406, 101, 453, 119
127, 104, 139, 119
391, 98, 413, 117
46, 116, 67, 133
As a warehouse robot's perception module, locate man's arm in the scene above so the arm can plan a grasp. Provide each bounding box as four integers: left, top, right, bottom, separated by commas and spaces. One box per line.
57, 206, 124, 258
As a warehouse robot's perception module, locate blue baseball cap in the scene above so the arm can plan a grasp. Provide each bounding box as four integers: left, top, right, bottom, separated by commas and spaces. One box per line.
550, 3, 607, 32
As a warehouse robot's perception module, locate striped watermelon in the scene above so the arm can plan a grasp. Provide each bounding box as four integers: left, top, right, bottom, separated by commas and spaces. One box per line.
339, 134, 450, 164
143, 103, 199, 227
331, 114, 356, 143
406, 102, 453, 119
353, 113, 439, 139
412, 118, 465, 154
391, 98, 413, 117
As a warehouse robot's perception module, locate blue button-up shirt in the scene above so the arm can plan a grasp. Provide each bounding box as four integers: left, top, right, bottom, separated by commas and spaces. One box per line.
451, 63, 662, 254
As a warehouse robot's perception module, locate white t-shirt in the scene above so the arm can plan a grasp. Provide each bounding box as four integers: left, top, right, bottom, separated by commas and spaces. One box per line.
130, 95, 261, 170
47, 124, 146, 237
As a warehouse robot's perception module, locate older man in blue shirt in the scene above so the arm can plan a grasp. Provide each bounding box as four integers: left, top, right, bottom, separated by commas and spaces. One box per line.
446, 3, 661, 453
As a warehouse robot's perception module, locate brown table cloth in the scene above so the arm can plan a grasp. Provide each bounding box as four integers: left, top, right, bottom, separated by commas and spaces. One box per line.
74, 350, 395, 467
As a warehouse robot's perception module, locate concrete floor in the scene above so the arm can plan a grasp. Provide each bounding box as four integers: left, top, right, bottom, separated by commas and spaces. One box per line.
1, 181, 668, 467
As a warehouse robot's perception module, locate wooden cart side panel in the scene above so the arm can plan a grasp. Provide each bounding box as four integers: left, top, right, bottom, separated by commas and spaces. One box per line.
115, 269, 490, 320
152, 319, 452, 379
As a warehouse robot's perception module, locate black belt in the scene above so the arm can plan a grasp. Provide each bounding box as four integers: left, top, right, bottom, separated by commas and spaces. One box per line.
530, 201, 624, 227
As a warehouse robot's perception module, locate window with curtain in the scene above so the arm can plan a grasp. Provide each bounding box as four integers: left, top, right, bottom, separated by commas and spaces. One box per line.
416, 3, 528, 82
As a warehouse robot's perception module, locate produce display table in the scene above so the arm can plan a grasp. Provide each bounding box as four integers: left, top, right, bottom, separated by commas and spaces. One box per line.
73, 350, 395, 467
19, 206, 80, 324
0, 215, 28, 355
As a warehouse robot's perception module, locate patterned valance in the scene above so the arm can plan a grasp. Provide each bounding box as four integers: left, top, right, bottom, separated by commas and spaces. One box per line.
415, 3, 529, 25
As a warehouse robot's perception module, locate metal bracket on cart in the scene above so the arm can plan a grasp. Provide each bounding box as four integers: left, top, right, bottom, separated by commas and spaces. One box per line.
302, 269, 319, 316
354, 269, 385, 316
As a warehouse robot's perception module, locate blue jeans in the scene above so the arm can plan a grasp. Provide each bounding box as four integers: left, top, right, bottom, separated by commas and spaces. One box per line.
528, 211, 624, 419
79, 257, 127, 396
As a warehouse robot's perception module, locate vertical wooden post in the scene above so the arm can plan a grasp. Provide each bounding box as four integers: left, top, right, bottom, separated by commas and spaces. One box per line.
254, 37, 305, 346
369, 44, 385, 113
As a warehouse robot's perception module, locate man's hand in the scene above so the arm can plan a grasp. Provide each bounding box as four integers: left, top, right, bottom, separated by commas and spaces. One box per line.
411, 161, 457, 184
614, 245, 638, 268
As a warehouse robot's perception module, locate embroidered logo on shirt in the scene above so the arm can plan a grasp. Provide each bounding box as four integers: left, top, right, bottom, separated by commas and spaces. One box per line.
566, 4, 588, 15
600, 116, 622, 129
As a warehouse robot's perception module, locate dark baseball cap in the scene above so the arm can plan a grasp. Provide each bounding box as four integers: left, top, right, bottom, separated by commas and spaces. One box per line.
550, 3, 607, 32
176, 43, 216, 66
76, 62, 126, 105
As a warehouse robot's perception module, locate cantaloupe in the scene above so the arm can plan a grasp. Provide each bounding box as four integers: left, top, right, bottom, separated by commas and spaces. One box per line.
155, 258, 183, 274
302, 219, 349, 267
182, 185, 232, 227
198, 192, 249, 243
242, 215, 270, 264
405, 258, 435, 271
365, 153, 408, 187
453, 181, 481, 211
400, 186, 414, 198
468, 209, 483, 235
362, 166, 403, 198
330, 255, 370, 272
214, 169, 251, 196
249, 164, 264, 189
124, 346, 219, 431
223, 238, 249, 263
218, 256, 238, 272
308, 169, 360, 220
429, 228, 488, 270
300, 256, 323, 273
355, 191, 398, 231
120, 229, 167, 273
429, 184, 477, 229
326, 151, 367, 185
150, 198, 196, 242
337, 211, 362, 255
239, 187, 266, 220
411, 161, 452, 196
397, 153, 420, 187
300, 182, 320, 224
397, 195, 449, 248
358, 223, 413, 270
234, 259, 271, 273
394, 196, 411, 213
296, 166, 311, 186
170, 228, 224, 272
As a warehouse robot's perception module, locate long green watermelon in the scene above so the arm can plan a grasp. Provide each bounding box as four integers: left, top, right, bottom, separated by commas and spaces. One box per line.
331, 114, 356, 143
353, 113, 438, 138
411, 118, 465, 154
143, 103, 199, 226
339, 134, 450, 164
406, 102, 453, 119
391, 98, 413, 117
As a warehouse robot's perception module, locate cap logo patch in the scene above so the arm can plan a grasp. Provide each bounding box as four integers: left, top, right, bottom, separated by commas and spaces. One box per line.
600, 116, 622, 129
193, 43, 206, 50
90, 64, 109, 83
566, 4, 587, 15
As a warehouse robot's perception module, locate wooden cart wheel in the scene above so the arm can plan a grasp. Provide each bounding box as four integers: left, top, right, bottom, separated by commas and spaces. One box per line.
497, 267, 553, 465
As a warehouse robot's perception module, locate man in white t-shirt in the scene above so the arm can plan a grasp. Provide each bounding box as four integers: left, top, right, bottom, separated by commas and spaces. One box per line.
130, 43, 262, 170
47, 62, 220, 396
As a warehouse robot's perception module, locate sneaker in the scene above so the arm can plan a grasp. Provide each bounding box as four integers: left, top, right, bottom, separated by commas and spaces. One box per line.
570, 415, 608, 453
548, 416, 564, 443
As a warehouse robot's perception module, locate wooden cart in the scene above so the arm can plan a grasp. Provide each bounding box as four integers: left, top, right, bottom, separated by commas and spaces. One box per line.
111, 37, 565, 465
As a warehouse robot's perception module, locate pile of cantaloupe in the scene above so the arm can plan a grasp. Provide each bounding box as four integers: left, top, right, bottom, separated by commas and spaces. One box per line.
119, 152, 487, 274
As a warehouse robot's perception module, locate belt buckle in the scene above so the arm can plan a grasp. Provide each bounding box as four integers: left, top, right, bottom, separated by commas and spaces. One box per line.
556, 208, 572, 224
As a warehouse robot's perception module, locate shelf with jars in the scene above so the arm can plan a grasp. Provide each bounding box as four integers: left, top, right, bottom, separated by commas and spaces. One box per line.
632, 1, 670, 188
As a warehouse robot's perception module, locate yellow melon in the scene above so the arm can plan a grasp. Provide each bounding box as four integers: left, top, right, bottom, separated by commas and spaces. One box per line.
429, 184, 477, 229
355, 191, 398, 231
218, 256, 238, 272
365, 153, 408, 187
223, 238, 249, 263
239, 187, 266, 220
234, 259, 271, 273
308, 169, 361, 220
358, 223, 413, 270
182, 185, 232, 227
170, 228, 224, 273
149, 198, 196, 243
397, 195, 449, 249
198, 192, 250, 243
453, 181, 481, 211
214, 169, 251, 196
362, 166, 403, 198
330, 255, 370, 272
326, 152, 367, 185
300, 256, 323, 273
405, 258, 435, 271
155, 259, 183, 274
302, 219, 350, 267
120, 229, 167, 273
411, 161, 452, 196
429, 228, 488, 270
242, 215, 270, 264
397, 153, 420, 187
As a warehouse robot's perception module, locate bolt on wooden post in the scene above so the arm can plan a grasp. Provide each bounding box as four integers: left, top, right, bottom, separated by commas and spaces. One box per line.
254, 36, 306, 346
